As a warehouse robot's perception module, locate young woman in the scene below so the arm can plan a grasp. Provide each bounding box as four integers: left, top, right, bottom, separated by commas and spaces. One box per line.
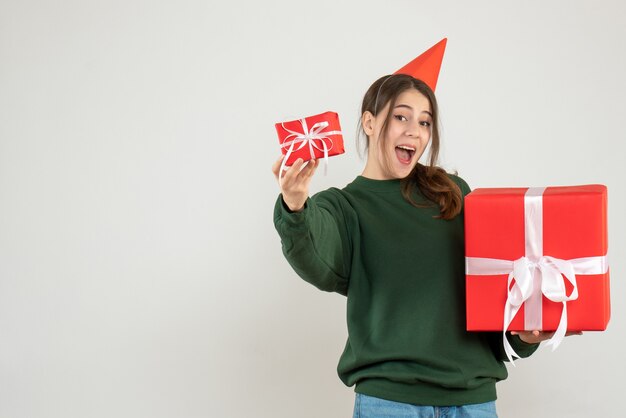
272, 74, 553, 418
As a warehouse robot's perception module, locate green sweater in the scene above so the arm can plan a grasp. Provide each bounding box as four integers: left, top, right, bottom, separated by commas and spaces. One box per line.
273, 175, 538, 406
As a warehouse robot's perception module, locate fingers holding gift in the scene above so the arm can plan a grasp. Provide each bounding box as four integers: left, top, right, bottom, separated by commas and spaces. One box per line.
272, 155, 285, 180
510, 329, 583, 344
279, 158, 319, 212
282, 158, 318, 184
300, 158, 320, 180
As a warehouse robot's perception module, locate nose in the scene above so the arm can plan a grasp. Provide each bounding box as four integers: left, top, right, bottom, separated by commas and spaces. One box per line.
405, 120, 421, 137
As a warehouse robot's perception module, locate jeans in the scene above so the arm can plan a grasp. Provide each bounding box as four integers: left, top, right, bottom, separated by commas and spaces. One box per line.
353, 393, 498, 418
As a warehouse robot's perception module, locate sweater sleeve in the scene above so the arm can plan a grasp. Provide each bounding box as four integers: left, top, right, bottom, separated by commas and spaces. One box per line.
450, 174, 471, 197
488, 332, 540, 362
273, 189, 352, 296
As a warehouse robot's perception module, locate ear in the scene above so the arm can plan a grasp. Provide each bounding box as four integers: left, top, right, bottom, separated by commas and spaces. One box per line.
362, 111, 375, 136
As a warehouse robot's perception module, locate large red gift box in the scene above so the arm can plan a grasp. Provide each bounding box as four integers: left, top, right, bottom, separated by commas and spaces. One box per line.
275, 111, 344, 166
465, 185, 610, 332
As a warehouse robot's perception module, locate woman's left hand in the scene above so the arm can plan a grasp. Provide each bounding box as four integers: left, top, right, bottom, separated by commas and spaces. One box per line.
510, 330, 583, 344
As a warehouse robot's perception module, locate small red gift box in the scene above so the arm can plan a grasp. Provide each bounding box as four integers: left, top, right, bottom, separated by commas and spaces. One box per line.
465, 185, 610, 335
275, 111, 344, 166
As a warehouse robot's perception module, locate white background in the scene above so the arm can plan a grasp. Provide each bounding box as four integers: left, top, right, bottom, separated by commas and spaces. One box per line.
1, 1, 624, 417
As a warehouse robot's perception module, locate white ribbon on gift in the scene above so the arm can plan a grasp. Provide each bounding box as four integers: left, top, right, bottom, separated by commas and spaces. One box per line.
278, 118, 342, 184
465, 187, 609, 363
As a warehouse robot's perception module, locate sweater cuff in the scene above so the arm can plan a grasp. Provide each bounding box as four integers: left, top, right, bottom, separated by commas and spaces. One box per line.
274, 195, 309, 227
507, 333, 540, 359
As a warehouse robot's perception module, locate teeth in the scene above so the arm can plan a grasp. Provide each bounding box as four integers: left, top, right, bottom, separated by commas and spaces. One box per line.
397, 145, 416, 151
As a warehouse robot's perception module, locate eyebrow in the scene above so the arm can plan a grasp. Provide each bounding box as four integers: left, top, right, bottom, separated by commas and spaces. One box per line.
394, 104, 432, 117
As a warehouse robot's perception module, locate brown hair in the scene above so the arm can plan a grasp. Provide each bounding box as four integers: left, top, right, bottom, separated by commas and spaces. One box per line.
359, 74, 462, 220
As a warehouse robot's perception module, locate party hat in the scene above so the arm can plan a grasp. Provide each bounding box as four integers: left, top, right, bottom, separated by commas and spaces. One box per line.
394, 38, 447, 92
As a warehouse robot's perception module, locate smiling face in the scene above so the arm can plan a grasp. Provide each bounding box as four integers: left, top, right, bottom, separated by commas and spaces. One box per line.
362, 88, 433, 180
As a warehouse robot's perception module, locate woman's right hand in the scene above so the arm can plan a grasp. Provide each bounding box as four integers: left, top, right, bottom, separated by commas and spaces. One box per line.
272, 156, 320, 212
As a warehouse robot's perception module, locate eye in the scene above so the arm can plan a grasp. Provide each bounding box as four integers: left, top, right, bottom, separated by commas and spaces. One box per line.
419, 120, 432, 127
394, 114, 408, 122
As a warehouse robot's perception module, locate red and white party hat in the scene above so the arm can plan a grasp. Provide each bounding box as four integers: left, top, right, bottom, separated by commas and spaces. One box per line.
394, 38, 447, 92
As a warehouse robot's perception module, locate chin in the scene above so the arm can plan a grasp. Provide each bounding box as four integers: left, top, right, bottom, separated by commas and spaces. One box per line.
393, 163, 417, 179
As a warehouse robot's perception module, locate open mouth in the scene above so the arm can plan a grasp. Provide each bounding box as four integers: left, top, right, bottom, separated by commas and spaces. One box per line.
395, 145, 416, 164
